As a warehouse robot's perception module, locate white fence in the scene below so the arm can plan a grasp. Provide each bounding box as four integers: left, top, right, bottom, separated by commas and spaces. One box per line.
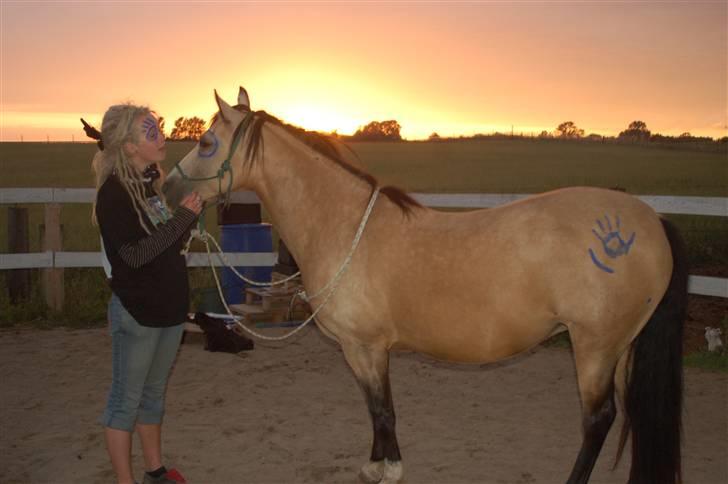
3, 188, 726, 215
2, 188, 727, 301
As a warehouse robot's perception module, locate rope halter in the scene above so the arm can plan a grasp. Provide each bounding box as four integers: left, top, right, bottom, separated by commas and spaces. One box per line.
170, 109, 255, 210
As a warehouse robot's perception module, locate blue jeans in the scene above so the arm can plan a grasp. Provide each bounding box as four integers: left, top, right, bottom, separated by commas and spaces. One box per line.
101, 294, 184, 432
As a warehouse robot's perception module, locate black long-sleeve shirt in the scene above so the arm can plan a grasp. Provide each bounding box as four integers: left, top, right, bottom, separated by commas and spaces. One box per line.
96, 174, 196, 327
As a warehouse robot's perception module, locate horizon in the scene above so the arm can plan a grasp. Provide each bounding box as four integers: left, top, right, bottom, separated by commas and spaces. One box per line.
1, 2, 726, 142
1, 125, 724, 144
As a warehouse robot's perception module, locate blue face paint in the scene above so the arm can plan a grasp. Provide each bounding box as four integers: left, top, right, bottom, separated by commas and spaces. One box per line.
588, 214, 636, 274
142, 116, 159, 141
198, 131, 219, 158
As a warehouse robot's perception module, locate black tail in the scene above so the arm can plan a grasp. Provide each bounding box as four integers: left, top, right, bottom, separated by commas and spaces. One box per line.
617, 218, 688, 484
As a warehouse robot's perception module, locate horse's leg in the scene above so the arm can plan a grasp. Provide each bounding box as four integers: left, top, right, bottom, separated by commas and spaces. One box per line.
340, 342, 402, 484
566, 344, 618, 484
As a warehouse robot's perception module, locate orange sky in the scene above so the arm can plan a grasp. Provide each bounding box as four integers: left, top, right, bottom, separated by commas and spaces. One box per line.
1, 2, 726, 141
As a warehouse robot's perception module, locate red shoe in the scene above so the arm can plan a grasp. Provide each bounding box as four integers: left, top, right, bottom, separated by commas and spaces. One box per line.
164, 469, 187, 483
142, 467, 187, 484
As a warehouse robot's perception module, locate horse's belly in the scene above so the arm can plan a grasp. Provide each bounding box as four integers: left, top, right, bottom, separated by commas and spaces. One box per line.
391, 313, 560, 364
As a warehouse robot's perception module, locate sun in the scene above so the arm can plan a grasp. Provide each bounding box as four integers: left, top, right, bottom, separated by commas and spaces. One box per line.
275, 103, 361, 135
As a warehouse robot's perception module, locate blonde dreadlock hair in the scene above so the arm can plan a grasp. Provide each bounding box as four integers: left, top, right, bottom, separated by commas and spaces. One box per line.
91, 103, 169, 234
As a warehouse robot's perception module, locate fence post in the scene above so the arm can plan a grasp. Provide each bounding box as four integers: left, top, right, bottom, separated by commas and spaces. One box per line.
42, 202, 64, 311
7, 206, 30, 303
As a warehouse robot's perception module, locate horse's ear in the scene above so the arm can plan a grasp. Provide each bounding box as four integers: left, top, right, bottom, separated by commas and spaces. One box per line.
214, 90, 235, 122
237, 86, 250, 109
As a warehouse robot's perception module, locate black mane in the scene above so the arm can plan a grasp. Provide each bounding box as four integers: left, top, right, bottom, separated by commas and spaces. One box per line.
211, 106, 421, 216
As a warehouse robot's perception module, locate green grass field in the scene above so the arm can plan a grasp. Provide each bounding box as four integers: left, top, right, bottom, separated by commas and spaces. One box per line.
2, 139, 726, 194
1, 140, 726, 335
353, 139, 728, 196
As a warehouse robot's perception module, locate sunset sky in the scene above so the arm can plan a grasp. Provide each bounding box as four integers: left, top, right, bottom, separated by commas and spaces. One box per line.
1, 2, 726, 141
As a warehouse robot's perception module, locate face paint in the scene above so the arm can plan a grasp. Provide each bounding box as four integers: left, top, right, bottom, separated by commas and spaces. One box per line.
132, 115, 166, 167
142, 115, 159, 141
198, 131, 219, 158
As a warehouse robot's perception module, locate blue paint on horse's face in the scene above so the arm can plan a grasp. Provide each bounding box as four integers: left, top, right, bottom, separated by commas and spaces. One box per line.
589, 214, 636, 274
198, 130, 219, 158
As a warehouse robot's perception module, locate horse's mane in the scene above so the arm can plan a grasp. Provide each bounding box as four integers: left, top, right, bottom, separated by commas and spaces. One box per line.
211, 106, 422, 216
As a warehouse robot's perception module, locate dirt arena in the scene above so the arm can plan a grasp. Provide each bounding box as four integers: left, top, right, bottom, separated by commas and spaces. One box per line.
1, 325, 725, 484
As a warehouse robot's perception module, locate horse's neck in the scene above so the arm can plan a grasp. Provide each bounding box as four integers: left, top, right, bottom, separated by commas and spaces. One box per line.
252, 125, 373, 278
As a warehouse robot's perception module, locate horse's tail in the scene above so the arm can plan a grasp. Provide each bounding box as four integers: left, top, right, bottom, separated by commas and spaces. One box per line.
616, 217, 687, 484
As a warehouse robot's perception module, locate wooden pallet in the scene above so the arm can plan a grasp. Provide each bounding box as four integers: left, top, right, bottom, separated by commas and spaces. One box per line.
229, 303, 285, 323
229, 274, 310, 325
270, 271, 301, 291
245, 287, 294, 309
229, 302, 310, 325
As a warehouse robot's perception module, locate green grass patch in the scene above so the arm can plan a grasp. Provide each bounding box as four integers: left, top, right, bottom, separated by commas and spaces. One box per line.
543, 330, 728, 373
0, 271, 49, 328
0, 266, 233, 329
683, 351, 728, 372
0, 269, 110, 329
663, 214, 728, 268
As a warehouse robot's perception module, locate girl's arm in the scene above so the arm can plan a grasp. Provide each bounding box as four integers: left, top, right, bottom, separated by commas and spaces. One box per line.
117, 207, 197, 268
97, 178, 201, 269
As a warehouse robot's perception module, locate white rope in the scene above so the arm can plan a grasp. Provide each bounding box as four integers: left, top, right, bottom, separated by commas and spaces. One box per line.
298, 187, 380, 302
193, 188, 380, 341
203, 236, 312, 341
182, 229, 300, 287
206, 233, 301, 287
180, 230, 197, 257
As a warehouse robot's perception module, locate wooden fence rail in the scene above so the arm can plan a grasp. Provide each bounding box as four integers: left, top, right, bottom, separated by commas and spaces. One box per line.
2, 188, 727, 215
2, 188, 727, 310
0, 251, 277, 270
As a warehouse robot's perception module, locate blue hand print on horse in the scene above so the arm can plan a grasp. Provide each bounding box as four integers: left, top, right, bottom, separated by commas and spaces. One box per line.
589, 214, 636, 274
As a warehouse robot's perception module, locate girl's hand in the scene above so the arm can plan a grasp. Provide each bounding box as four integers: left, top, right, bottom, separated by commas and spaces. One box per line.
181, 192, 203, 215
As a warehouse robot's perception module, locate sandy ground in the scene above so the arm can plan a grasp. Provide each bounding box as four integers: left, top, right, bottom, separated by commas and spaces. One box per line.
0, 325, 726, 484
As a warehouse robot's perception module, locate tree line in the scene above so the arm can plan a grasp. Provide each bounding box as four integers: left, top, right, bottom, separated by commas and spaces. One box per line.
161, 115, 726, 146
163, 117, 405, 142
162, 117, 206, 141
433, 120, 725, 147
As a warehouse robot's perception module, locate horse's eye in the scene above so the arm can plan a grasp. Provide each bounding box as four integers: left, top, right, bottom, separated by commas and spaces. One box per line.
199, 132, 213, 148
199, 132, 219, 158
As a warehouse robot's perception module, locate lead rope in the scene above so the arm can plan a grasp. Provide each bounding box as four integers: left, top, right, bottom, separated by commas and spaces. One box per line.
190, 188, 379, 341
187, 231, 301, 288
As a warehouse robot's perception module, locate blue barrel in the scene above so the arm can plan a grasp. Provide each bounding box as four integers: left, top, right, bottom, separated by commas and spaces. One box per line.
220, 223, 273, 304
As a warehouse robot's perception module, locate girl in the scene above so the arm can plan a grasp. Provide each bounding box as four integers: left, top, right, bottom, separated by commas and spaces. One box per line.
86, 104, 202, 484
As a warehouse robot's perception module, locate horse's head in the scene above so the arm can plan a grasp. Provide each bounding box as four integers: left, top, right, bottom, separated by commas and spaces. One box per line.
163, 87, 257, 208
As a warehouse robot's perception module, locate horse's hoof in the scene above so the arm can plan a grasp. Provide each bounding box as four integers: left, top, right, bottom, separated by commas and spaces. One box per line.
359, 460, 384, 483
381, 459, 403, 484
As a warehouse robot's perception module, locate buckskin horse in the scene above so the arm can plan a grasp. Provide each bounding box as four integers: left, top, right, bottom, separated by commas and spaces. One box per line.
163, 87, 686, 484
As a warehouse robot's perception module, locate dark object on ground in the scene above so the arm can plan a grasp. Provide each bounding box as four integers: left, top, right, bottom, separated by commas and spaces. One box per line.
191, 312, 254, 353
